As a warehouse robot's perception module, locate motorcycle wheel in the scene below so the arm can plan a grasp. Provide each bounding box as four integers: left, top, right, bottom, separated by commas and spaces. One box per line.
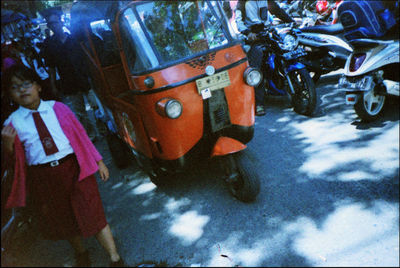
354, 90, 386, 122
222, 151, 260, 203
289, 68, 317, 116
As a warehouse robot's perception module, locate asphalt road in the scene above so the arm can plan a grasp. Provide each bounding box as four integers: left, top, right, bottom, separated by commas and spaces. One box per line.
3, 72, 399, 267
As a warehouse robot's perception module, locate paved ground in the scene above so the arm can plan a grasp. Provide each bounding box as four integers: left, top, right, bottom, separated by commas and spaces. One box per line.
2, 72, 399, 267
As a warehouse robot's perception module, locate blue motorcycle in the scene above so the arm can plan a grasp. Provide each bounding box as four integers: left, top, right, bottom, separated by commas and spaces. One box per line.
248, 22, 317, 116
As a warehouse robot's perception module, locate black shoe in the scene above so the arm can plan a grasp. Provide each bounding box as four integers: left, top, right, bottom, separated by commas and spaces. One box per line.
110, 257, 126, 267
75, 250, 91, 267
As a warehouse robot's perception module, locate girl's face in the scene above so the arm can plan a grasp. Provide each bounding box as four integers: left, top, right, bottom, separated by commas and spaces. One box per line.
9, 76, 41, 110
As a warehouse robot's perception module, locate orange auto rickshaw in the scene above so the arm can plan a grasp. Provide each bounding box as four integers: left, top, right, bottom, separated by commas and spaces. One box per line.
70, 0, 262, 202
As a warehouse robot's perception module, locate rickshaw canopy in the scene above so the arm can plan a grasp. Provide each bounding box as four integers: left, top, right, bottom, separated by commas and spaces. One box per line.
69, 0, 237, 74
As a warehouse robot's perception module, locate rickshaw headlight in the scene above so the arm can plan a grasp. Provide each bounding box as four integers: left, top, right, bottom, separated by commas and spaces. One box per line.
166, 100, 182, 119
244, 67, 262, 87
156, 98, 182, 119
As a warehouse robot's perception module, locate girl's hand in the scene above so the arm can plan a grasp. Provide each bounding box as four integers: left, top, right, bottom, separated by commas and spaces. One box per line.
1, 125, 17, 155
97, 160, 109, 182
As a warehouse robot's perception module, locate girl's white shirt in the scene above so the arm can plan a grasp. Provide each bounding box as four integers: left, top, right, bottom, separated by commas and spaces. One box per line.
4, 100, 74, 165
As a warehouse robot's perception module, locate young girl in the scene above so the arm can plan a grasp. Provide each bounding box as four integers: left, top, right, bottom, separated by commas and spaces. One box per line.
1, 65, 125, 267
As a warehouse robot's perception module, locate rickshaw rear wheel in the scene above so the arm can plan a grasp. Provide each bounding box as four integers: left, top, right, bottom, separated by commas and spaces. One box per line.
105, 132, 132, 169
222, 151, 260, 202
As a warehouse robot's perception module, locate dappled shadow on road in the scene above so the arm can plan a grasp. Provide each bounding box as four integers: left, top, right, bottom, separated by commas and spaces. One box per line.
7, 73, 398, 267
95, 75, 399, 266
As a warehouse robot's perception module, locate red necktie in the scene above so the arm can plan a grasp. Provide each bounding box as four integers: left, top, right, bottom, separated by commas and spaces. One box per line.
32, 111, 59, 156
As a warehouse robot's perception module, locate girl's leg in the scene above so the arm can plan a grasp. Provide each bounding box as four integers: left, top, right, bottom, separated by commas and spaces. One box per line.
68, 235, 91, 266
67, 235, 86, 254
95, 224, 121, 262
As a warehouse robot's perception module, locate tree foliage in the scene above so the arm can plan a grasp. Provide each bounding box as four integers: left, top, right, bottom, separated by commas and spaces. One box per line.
142, 1, 216, 61
1, 0, 74, 18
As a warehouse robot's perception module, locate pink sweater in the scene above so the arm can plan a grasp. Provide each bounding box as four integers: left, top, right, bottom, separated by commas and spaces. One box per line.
5, 102, 102, 209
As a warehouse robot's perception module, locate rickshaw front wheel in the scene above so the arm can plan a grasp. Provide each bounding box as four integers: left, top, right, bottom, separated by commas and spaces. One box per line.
148, 167, 174, 187
222, 151, 261, 203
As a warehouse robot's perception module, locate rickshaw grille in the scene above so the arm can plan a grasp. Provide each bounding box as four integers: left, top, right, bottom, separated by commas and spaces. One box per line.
186, 52, 216, 70
208, 89, 231, 133
214, 108, 225, 123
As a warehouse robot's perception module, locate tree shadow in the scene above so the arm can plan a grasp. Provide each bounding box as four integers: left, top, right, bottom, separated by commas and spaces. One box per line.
95, 78, 398, 267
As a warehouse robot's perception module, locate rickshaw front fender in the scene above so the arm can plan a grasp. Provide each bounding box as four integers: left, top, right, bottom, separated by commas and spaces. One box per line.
211, 136, 247, 157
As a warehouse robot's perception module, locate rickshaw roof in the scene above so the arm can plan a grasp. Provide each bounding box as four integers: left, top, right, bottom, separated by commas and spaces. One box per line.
69, 0, 129, 39
69, 1, 237, 74
70, 1, 123, 24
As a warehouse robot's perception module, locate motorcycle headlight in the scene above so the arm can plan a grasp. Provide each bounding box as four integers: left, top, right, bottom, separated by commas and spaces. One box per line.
280, 34, 298, 51
244, 67, 262, 87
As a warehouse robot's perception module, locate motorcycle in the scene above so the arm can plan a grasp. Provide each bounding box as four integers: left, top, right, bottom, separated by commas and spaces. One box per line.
279, 0, 318, 19
296, 0, 352, 83
69, 0, 262, 202
249, 22, 317, 116
314, 0, 343, 25
298, 22, 353, 83
337, 1, 399, 122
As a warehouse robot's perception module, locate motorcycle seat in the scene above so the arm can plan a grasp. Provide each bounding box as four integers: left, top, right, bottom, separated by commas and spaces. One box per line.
301, 23, 344, 34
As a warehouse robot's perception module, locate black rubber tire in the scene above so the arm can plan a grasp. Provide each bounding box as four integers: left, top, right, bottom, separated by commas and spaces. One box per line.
290, 68, 317, 116
354, 91, 386, 122
105, 132, 131, 169
226, 151, 261, 203
148, 168, 174, 187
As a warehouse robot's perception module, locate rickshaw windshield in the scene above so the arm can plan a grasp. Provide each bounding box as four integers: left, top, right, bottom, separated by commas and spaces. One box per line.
119, 1, 232, 74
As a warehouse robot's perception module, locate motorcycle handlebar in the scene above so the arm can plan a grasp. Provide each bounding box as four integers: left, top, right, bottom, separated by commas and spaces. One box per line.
245, 22, 297, 44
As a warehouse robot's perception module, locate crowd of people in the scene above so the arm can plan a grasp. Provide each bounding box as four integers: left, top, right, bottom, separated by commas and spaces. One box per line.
2, 18, 53, 124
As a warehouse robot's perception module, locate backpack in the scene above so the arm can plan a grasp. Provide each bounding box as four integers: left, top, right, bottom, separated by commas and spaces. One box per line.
337, 0, 397, 41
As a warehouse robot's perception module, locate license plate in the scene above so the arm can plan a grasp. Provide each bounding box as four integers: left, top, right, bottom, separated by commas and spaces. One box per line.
283, 48, 307, 60
196, 70, 231, 94
339, 76, 375, 91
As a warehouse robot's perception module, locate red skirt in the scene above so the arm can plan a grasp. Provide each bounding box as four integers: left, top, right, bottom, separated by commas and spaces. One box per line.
27, 154, 107, 240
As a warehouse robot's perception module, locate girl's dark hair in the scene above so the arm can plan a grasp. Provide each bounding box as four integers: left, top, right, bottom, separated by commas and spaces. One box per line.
2, 64, 43, 94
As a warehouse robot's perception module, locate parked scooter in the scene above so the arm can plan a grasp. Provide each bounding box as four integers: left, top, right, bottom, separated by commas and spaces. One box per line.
298, 22, 353, 83
296, 0, 351, 83
337, 1, 399, 122
338, 38, 399, 121
248, 22, 317, 116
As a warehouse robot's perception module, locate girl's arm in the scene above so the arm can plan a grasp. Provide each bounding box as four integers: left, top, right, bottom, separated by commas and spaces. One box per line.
97, 159, 109, 182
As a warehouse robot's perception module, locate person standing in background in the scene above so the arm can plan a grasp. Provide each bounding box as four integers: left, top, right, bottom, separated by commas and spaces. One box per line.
235, 0, 294, 116
42, 11, 97, 141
